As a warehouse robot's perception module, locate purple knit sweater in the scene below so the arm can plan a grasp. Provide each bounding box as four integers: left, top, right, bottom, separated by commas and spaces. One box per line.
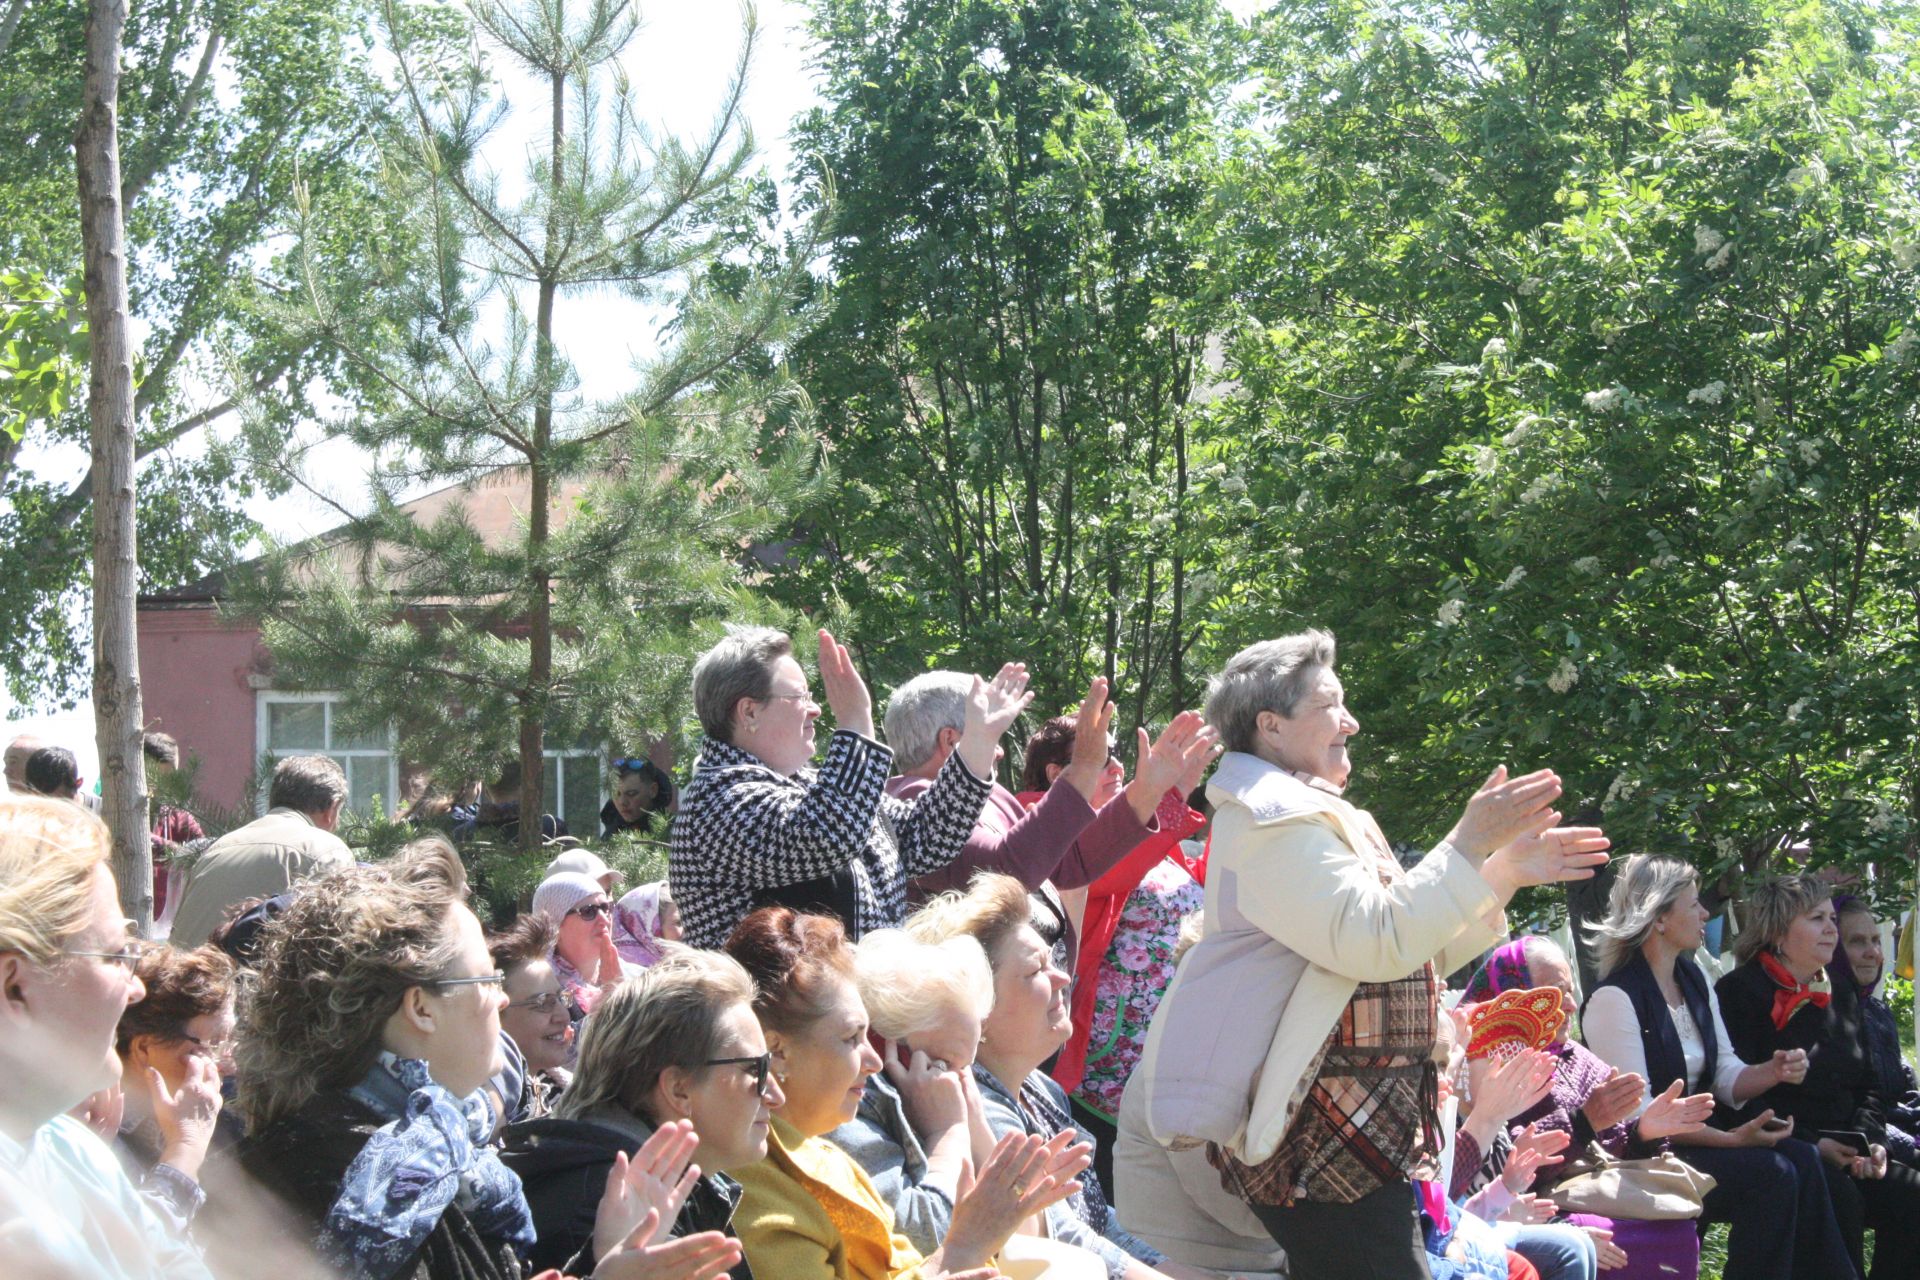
1510, 1040, 1661, 1161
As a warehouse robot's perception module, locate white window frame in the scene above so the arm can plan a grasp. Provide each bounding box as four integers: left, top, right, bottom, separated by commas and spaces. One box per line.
544, 739, 610, 839
253, 691, 401, 818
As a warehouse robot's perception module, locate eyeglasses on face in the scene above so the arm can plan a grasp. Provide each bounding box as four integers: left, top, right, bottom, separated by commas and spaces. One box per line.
759, 692, 815, 706
706, 1051, 774, 1097
178, 1030, 236, 1058
426, 971, 507, 992
69, 946, 145, 971
568, 900, 613, 921
506, 989, 568, 1014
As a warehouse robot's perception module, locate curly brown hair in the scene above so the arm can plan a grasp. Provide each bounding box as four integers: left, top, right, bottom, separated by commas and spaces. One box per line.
117, 945, 236, 1054
488, 912, 557, 976
235, 837, 472, 1131
1018, 716, 1078, 795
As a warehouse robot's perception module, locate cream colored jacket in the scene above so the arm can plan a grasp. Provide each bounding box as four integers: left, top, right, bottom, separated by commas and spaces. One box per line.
1137, 751, 1504, 1165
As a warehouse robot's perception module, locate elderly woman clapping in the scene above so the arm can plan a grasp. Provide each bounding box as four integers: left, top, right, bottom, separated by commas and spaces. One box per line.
672, 627, 1030, 949
1137, 630, 1611, 1280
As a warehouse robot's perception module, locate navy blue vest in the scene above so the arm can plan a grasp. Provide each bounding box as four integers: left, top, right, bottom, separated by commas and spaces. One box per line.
1587, 949, 1718, 1096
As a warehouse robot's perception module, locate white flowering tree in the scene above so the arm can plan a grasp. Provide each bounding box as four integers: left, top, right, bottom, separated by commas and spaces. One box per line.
1197, 0, 1920, 927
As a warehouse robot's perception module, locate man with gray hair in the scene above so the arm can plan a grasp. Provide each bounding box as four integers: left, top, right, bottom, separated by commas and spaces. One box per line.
168, 754, 354, 946
886, 671, 1217, 970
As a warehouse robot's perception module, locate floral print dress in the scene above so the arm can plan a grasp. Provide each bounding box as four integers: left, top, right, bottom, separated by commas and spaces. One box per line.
1070, 857, 1205, 1122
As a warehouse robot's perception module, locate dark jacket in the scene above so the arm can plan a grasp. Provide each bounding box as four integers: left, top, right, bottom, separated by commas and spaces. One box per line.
599, 798, 654, 838
1714, 958, 1887, 1146
214, 1091, 523, 1280
499, 1105, 752, 1278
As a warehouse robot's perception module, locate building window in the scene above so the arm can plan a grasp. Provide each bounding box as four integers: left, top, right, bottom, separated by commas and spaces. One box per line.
543, 738, 606, 839
255, 693, 398, 819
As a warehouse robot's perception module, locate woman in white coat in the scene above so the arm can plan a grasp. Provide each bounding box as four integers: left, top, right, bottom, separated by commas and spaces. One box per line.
1137, 630, 1610, 1279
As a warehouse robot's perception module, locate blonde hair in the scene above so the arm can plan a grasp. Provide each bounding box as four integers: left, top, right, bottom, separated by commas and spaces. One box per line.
0, 797, 110, 964
1733, 874, 1832, 965
236, 838, 471, 1131
1586, 854, 1699, 979
854, 929, 994, 1041
905, 872, 1034, 974
558, 950, 757, 1123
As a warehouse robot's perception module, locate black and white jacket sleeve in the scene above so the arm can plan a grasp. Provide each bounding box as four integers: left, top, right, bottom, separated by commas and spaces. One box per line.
879, 747, 997, 880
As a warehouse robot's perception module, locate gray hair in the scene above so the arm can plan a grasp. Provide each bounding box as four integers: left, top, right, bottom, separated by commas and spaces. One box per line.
1732, 873, 1832, 965
854, 928, 994, 1041
267, 754, 348, 816
691, 625, 792, 742
1204, 630, 1338, 755
1586, 854, 1699, 979
882, 671, 973, 772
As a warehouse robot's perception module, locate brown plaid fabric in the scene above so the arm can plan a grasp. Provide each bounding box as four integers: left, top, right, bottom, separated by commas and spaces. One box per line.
1210, 784, 1443, 1207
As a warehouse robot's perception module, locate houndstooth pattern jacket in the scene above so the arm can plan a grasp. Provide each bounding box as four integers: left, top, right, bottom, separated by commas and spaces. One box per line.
670, 730, 993, 949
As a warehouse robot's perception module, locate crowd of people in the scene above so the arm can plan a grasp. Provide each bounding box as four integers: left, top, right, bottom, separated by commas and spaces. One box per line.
2, 624, 1915, 1280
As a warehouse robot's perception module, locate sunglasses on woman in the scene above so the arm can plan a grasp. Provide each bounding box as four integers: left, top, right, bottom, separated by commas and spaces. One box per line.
706, 1051, 775, 1097
568, 900, 613, 921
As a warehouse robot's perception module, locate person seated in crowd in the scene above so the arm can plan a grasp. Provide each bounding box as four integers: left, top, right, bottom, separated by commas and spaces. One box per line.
724, 904, 1096, 1280
885, 674, 1211, 973
671, 626, 1026, 949
0, 795, 212, 1278
1832, 895, 1920, 1166
169, 755, 353, 950
1457, 936, 1709, 1278
488, 914, 574, 1121
3, 731, 46, 792
25, 744, 85, 801
532, 871, 640, 1018
1114, 916, 1286, 1280
1711, 874, 1920, 1280
828, 928, 998, 1256
502, 950, 771, 1276
603, 758, 675, 837
1582, 856, 1854, 1280
112, 944, 237, 1230
908, 873, 1173, 1280
612, 879, 683, 967
548, 848, 624, 897
145, 732, 206, 921
452, 761, 567, 845
1136, 630, 1608, 1280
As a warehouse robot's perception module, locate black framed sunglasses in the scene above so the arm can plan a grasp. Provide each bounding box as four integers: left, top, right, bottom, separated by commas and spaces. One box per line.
568, 900, 613, 921
706, 1051, 774, 1097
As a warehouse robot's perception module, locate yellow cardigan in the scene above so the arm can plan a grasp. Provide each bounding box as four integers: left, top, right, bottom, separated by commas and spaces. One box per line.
732, 1115, 935, 1280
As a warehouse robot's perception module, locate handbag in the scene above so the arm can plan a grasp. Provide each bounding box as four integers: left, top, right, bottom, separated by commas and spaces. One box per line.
1543, 1144, 1715, 1220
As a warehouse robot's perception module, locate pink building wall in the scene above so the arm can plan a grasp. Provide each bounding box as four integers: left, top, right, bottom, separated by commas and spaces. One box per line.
138, 608, 265, 815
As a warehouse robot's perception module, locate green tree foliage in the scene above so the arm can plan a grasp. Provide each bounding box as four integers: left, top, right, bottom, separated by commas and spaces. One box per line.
1205, 0, 1920, 897
778, 0, 1240, 730
236, 0, 826, 851
0, 0, 447, 705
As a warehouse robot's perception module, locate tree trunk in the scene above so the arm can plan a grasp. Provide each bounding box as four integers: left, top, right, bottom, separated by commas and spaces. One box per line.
76, 0, 153, 928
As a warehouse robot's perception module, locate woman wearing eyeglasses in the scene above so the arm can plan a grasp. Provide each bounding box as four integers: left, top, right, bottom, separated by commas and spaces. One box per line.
109, 944, 237, 1230
533, 871, 640, 1018
490, 914, 574, 1122
0, 795, 213, 1278
502, 950, 775, 1276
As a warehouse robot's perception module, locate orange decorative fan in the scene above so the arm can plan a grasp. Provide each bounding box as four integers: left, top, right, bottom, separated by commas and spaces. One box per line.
1464, 987, 1567, 1060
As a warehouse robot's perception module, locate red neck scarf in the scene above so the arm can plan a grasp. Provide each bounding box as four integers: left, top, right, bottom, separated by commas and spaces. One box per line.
1759, 950, 1831, 1030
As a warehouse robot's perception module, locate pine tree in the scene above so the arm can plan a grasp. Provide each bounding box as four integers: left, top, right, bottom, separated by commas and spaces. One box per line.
239, 0, 824, 853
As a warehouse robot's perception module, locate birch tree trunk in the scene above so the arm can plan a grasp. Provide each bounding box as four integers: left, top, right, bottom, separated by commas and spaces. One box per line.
75, 0, 153, 929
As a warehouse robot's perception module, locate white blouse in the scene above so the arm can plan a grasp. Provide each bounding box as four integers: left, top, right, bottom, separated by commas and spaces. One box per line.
1583, 982, 1749, 1114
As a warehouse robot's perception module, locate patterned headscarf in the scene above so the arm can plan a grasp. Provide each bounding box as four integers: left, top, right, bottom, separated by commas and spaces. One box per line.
613, 880, 671, 967
1460, 937, 1534, 1004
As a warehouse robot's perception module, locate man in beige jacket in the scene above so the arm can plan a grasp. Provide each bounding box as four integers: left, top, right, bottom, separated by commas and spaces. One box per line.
168, 755, 353, 946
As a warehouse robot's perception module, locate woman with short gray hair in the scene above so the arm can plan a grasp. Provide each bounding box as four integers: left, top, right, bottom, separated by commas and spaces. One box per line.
670, 626, 1030, 949
1138, 629, 1610, 1279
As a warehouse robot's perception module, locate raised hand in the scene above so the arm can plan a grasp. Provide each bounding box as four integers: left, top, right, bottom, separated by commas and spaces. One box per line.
69, 1085, 124, 1142
1124, 711, 1220, 825
1504, 1191, 1558, 1225
150, 1057, 224, 1180
1500, 1122, 1571, 1194
817, 629, 874, 740
1581, 1070, 1647, 1134
956, 663, 1034, 777
939, 1131, 1089, 1271
592, 1119, 703, 1265
882, 1039, 967, 1139
1635, 1079, 1714, 1140
1445, 767, 1563, 861
1057, 678, 1117, 802
1466, 1048, 1557, 1129
1484, 825, 1611, 897
590, 1225, 742, 1280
